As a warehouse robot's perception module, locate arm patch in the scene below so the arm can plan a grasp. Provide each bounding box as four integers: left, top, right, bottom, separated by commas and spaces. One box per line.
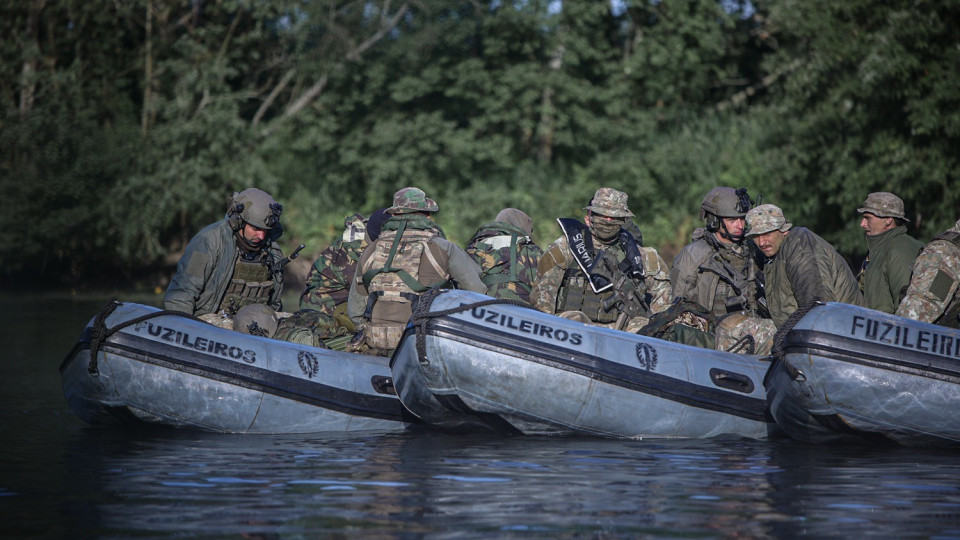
930, 269, 955, 302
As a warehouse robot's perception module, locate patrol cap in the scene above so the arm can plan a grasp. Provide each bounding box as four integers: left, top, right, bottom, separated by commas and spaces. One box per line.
745, 204, 793, 236
857, 192, 909, 222
388, 187, 438, 215
584, 187, 634, 218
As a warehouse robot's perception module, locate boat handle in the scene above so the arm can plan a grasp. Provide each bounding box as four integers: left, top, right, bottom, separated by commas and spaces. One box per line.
709, 368, 755, 394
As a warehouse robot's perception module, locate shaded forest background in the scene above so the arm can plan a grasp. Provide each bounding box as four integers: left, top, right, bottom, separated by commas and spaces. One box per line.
1, 0, 957, 294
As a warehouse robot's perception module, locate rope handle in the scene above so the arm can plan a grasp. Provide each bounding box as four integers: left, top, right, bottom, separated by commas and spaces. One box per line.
87, 298, 204, 376
409, 289, 532, 365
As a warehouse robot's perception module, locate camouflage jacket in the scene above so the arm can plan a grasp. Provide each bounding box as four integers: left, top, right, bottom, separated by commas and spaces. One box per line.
164, 219, 284, 316
531, 225, 672, 322
671, 228, 763, 317
858, 225, 924, 314
299, 238, 365, 316
896, 219, 960, 327
465, 221, 543, 304
763, 226, 862, 328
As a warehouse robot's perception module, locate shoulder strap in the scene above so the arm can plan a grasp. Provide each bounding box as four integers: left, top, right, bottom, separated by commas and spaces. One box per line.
557, 218, 613, 293
933, 231, 960, 246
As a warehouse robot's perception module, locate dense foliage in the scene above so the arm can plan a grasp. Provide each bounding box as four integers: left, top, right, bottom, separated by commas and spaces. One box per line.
1, 0, 956, 290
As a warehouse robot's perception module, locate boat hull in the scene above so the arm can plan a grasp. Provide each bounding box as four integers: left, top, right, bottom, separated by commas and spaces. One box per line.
765, 302, 960, 446
391, 290, 776, 439
60, 302, 409, 434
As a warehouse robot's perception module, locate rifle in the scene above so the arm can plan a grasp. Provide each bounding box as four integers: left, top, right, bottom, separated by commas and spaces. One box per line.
601, 273, 650, 330
271, 243, 305, 274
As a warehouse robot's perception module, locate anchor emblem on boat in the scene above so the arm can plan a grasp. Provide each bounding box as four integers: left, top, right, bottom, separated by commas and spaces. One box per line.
298, 351, 320, 378
635, 343, 658, 371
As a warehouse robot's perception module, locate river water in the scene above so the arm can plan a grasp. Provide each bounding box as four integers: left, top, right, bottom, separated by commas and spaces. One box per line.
4, 292, 960, 538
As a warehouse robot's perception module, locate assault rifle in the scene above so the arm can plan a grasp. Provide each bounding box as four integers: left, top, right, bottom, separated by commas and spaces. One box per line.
599, 274, 650, 331
271, 243, 305, 275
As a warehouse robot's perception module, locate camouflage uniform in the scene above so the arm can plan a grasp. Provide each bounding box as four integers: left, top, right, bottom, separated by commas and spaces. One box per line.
465, 208, 543, 304
347, 187, 487, 354
855, 193, 924, 314
746, 204, 862, 328
670, 187, 774, 354
531, 188, 672, 331
896, 219, 960, 327
298, 214, 367, 337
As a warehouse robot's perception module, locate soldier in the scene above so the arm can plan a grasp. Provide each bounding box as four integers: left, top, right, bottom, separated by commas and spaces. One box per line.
299, 213, 369, 332
855, 192, 923, 314
672, 187, 764, 317
465, 208, 543, 304
164, 188, 285, 327
531, 187, 672, 332
670, 187, 775, 353
745, 204, 862, 328
896, 218, 960, 328
347, 187, 487, 355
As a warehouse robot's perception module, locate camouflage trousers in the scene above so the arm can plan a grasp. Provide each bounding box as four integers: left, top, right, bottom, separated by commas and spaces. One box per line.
558, 310, 651, 333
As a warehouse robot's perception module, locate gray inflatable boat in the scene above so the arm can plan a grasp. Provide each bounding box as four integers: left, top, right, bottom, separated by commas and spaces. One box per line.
765, 301, 960, 446
60, 300, 409, 434
391, 289, 776, 439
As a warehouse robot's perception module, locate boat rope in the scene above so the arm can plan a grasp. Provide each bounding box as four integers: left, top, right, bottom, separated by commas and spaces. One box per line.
770, 299, 822, 357
88, 298, 204, 376
410, 288, 532, 364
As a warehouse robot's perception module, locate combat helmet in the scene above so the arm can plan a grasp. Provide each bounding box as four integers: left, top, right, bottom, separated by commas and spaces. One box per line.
700, 187, 752, 232
227, 188, 283, 237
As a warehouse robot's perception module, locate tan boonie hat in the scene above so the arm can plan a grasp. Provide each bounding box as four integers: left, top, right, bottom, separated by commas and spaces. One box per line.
745, 204, 793, 236
388, 187, 438, 215
584, 187, 635, 218
857, 192, 909, 222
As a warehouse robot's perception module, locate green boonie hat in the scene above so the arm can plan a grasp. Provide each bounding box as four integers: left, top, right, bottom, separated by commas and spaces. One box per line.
584, 187, 634, 218
388, 187, 438, 215
745, 204, 792, 236
857, 192, 909, 222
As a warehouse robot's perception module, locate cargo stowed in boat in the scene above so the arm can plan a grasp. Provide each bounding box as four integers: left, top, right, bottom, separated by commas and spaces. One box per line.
765, 301, 960, 446
390, 289, 777, 439
60, 300, 409, 434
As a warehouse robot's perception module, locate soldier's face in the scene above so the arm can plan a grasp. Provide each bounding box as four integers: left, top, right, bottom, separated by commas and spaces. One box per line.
753, 229, 787, 257
241, 223, 268, 246
718, 217, 746, 243
860, 213, 895, 236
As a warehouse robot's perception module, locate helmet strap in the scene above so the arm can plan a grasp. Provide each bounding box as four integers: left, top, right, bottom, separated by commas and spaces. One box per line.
717, 219, 744, 244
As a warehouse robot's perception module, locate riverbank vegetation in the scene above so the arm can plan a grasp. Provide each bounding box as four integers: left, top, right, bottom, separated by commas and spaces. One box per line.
2, 0, 957, 291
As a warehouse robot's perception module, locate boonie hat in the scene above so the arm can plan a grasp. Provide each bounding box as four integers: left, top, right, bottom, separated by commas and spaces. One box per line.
584, 187, 634, 218
857, 192, 909, 222
388, 187, 438, 215
745, 204, 793, 236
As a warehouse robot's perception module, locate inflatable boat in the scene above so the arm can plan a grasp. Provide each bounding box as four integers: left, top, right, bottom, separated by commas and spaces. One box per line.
60, 300, 410, 434
390, 289, 777, 439
765, 302, 960, 446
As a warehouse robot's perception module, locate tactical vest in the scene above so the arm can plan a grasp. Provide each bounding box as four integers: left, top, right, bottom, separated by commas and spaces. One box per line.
359, 219, 449, 350
218, 253, 275, 315
931, 231, 960, 329
556, 220, 648, 324
700, 235, 757, 315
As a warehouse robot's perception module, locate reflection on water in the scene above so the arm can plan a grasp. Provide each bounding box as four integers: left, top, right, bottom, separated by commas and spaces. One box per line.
4, 293, 960, 538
